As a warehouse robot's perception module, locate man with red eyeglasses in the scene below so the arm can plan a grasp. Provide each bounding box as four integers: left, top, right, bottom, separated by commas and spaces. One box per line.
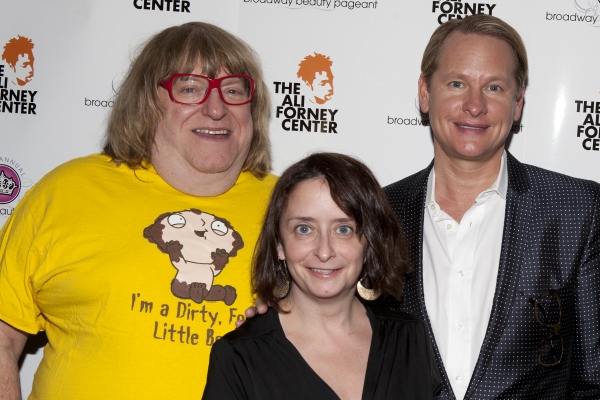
0, 22, 276, 399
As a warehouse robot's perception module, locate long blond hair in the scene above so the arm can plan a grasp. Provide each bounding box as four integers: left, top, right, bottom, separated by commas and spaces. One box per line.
103, 22, 271, 178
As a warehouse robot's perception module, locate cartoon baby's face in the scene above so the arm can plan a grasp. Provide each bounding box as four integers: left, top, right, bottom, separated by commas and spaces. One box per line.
160, 210, 237, 264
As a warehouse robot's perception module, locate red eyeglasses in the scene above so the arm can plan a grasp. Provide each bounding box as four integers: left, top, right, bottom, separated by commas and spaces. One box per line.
159, 74, 255, 106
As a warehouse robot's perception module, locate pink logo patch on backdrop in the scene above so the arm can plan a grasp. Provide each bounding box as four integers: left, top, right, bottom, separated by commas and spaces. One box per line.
0, 165, 21, 204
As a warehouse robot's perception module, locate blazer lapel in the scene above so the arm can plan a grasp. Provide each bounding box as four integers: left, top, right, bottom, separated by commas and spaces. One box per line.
399, 164, 458, 400
402, 167, 429, 319
464, 152, 532, 399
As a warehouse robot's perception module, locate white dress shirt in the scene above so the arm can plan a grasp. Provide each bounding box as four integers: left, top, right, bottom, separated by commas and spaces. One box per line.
423, 152, 508, 400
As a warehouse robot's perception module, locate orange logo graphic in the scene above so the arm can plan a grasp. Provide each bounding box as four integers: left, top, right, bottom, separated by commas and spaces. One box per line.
2, 36, 35, 86
297, 53, 334, 105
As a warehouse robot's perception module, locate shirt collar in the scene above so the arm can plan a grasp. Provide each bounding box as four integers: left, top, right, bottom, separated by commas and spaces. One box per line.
491, 151, 508, 200
425, 151, 508, 211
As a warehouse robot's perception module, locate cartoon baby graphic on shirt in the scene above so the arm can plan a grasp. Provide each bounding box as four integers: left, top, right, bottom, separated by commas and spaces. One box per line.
144, 209, 243, 306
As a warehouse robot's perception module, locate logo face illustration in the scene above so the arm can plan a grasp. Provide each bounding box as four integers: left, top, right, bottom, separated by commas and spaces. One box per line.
0, 165, 21, 205
144, 209, 244, 306
297, 53, 334, 105
1, 36, 34, 86
273, 52, 339, 134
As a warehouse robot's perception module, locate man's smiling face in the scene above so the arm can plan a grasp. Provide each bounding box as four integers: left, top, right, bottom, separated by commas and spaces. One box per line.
419, 32, 524, 164
153, 63, 254, 181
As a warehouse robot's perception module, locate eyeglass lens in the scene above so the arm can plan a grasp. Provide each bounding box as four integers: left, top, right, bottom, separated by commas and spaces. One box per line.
171, 76, 252, 105
539, 334, 563, 366
534, 291, 563, 366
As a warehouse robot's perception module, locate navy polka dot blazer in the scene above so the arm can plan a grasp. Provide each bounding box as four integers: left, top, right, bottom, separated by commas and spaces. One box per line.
383, 152, 600, 400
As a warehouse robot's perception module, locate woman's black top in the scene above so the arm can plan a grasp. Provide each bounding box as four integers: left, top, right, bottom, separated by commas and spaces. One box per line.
202, 303, 442, 399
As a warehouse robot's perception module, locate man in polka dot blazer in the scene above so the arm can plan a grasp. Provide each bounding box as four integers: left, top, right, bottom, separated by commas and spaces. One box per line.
383, 15, 600, 400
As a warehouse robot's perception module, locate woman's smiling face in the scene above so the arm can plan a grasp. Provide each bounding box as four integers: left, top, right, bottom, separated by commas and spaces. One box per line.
277, 178, 366, 302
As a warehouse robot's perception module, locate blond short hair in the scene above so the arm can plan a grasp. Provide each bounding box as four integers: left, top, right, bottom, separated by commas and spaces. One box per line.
421, 14, 528, 91
103, 22, 271, 178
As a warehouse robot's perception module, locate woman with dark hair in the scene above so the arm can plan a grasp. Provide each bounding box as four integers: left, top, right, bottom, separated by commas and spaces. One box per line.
203, 153, 441, 400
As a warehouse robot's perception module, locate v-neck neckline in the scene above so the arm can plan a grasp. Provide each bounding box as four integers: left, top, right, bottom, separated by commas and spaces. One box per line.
269, 305, 379, 400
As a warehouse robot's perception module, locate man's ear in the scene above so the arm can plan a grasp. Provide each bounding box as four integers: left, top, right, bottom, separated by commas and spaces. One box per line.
418, 75, 430, 114
514, 87, 526, 122
277, 242, 285, 260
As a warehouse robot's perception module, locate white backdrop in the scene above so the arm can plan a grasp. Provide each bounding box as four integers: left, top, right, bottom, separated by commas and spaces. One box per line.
1, 0, 599, 396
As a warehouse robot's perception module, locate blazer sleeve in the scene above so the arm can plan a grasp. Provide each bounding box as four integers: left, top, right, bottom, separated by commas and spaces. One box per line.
202, 338, 254, 400
571, 192, 600, 398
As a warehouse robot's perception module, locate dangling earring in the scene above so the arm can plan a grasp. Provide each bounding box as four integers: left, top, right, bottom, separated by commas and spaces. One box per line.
356, 273, 381, 301
273, 260, 290, 298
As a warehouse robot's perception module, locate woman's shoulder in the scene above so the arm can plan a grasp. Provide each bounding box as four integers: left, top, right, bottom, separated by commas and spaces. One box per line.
365, 302, 425, 327
218, 308, 281, 345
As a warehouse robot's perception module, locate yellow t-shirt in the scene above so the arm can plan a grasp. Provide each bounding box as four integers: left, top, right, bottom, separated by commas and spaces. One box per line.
0, 154, 277, 399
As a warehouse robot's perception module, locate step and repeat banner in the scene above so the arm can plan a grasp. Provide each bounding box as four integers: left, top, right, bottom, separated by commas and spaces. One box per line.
1, 0, 599, 396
